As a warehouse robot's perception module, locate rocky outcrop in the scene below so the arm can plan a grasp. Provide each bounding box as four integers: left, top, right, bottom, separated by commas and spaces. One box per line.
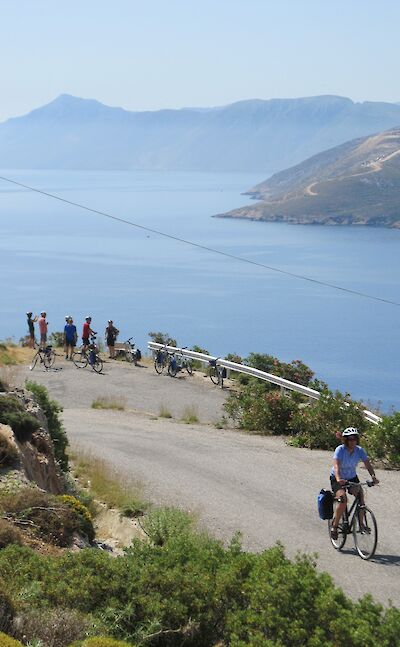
0, 389, 62, 494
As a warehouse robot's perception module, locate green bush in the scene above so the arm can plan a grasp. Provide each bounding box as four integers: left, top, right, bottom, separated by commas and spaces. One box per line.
76, 638, 136, 647
49, 332, 65, 348
148, 331, 177, 346
58, 495, 95, 542
225, 382, 298, 435
26, 382, 69, 471
289, 390, 371, 450
364, 412, 400, 468
141, 507, 194, 546
246, 353, 315, 387
0, 396, 40, 442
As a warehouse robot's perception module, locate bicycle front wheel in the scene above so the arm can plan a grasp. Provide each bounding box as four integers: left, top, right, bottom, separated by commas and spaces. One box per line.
44, 350, 55, 369
210, 367, 219, 385
353, 506, 378, 560
168, 362, 177, 377
328, 500, 347, 550
154, 359, 165, 374
72, 351, 88, 369
185, 360, 193, 375
29, 352, 40, 370
91, 357, 103, 374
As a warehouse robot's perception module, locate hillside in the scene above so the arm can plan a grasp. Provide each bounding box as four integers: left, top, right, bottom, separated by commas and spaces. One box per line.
217, 129, 400, 227
2, 94, 400, 171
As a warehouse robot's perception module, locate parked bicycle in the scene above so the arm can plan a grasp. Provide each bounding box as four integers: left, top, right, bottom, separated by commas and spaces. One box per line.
168, 349, 193, 377
154, 346, 170, 374
115, 337, 142, 365
209, 359, 226, 388
328, 481, 378, 560
29, 345, 56, 371
72, 336, 103, 373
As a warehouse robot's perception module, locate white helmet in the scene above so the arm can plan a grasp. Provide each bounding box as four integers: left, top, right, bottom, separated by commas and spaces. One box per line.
342, 427, 359, 437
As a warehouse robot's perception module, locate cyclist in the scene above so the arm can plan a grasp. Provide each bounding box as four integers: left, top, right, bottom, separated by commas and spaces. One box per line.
82, 316, 96, 350
330, 427, 379, 540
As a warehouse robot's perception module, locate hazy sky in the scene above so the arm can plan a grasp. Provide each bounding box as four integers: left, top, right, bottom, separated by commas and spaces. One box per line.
1, 0, 399, 122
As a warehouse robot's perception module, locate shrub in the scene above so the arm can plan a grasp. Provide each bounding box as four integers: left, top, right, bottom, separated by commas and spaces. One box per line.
0, 520, 23, 549
224, 382, 298, 435
246, 353, 315, 386
0, 489, 78, 547
181, 405, 199, 424
77, 638, 135, 647
158, 404, 172, 418
16, 607, 96, 647
0, 634, 23, 647
289, 390, 371, 450
91, 397, 125, 411
25, 382, 69, 471
364, 412, 400, 468
49, 332, 65, 348
0, 396, 40, 442
0, 432, 19, 468
141, 507, 194, 546
58, 495, 95, 542
148, 331, 177, 346
0, 589, 15, 634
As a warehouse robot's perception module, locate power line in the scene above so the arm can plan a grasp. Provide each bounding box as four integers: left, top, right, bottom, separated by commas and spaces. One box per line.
1, 173, 399, 307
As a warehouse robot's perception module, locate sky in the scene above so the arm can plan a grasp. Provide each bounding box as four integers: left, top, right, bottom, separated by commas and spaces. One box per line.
1, 0, 400, 122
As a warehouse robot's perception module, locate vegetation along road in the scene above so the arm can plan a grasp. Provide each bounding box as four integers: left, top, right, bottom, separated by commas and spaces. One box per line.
17, 357, 400, 606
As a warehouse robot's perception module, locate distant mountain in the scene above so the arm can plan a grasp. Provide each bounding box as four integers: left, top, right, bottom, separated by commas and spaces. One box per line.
217, 129, 400, 227
2, 94, 400, 172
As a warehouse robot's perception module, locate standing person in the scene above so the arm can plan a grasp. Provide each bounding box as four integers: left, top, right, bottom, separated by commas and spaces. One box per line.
38, 311, 48, 348
82, 316, 96, 350
64, 317, 77, 360
26, 312, 37, 348
105, 320, 119, 359
329, 427, 379, 540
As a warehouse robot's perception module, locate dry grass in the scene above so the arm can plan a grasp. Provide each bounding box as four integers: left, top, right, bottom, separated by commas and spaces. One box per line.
91, 396, 126, 411
181, 405, 199, 425
159, 404, 173, 418
69, 446, 148, 517
0, 343, 32, 367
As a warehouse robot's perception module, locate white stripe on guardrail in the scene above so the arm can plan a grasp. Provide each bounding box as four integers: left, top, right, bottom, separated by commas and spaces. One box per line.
148, 342, 382, 425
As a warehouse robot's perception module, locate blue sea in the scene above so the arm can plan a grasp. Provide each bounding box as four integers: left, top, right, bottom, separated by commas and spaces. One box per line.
1, 169, 400, 411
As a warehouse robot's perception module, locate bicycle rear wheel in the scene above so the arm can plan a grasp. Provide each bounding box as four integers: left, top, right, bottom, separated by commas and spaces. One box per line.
44, 350, 55, 369
154, 357, 165, 374
185, 360, 193, 375
125, 350, 133, 363
353, 506, 377, 560
29, 352, 40, 371
210, 367, 219, 385
168, 361, 177, 377
328, 500, 347, 550
72, 350, 87, 369
91, 357, 103, 374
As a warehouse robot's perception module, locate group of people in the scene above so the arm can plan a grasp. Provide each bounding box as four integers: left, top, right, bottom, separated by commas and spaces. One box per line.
26, 312, 120, 359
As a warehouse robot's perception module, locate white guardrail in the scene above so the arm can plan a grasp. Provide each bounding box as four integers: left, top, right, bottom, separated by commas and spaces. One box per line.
148, 342, 382, 426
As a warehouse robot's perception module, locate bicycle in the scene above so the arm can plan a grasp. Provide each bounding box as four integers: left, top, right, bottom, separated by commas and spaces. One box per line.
209, 359, 226, 388
154, 346, 169, 374
168, 350, 193, 377
29, 345, 56, 370
72, 336, 103, 373
328, 481, 378, 560
117, 337, 142, 365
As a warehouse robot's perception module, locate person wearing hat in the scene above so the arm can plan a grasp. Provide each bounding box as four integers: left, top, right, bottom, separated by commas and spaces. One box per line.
105, 320, 119, 359
26, 312, 38, 348
82, 316, 96, 350
38, 311, 48, 348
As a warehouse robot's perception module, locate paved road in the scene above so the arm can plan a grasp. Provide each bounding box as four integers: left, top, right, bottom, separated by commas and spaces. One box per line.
19, 358, 400, 605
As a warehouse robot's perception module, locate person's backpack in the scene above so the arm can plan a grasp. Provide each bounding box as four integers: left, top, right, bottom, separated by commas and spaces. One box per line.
317, 489, 334, 520
135, 348, 142, 361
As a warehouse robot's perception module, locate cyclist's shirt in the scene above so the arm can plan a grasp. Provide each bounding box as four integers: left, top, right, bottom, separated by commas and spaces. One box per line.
330, 444, 368, 480
64, 324, 77, 342
82, 322, 90, 340
38, 317, 47, 335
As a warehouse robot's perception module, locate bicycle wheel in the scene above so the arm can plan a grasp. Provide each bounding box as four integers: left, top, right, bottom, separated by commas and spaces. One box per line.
44, 350, 55, 369
154, 358, 165, 374
125, 350, 133, 363
29, 352, 40, 370
328, 500, 347, 550
353, 506, 378, 560
210, 367, 219, 385
185, 360, 193, 375
91, 357, 103, 373
72, 350, 88, 369
168, 361, 177, 377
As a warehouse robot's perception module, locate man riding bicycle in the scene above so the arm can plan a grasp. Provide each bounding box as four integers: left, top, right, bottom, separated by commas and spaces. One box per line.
330, 427, 379, 540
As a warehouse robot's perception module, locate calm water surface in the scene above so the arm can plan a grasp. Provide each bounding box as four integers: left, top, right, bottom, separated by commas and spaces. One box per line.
1, 170, 400, 411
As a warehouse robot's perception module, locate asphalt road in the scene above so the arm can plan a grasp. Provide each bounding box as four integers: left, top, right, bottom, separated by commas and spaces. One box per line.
18, 357, 400, 605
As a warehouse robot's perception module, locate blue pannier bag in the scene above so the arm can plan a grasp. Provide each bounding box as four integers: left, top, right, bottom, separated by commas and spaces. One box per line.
317, 489, 333, 520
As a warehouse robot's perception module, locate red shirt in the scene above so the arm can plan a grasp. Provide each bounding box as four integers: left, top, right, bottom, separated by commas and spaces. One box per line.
82, 322, 90, 339
38, 317, 48, 334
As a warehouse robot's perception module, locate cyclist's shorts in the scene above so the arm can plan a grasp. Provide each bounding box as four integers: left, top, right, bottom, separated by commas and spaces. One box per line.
330, 474, 359, 494
40, 333, 47, 344
82, 337, 89, 345
65, 339, 75, 347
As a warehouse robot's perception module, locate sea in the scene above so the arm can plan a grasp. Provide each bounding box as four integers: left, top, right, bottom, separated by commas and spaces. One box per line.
1, 169, 400, 411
